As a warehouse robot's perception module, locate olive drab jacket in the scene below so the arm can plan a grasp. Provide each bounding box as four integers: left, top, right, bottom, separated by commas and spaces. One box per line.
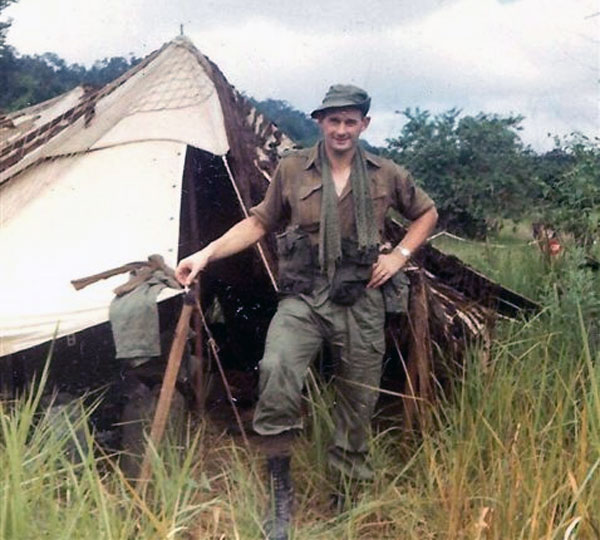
250, 143, 435, 305
250, 144, 434, 244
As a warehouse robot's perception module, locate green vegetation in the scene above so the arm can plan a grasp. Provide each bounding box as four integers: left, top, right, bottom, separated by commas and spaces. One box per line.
534, 134, 600, 247
385, 109, 600, 242
0, 359, 217, 539
0, 49, 141, 112
249, 98, 320, 148
2, 238, 598, 538
385, 108, 535, 238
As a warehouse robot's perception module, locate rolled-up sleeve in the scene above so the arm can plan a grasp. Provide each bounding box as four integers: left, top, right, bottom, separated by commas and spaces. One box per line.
394, 165, 435, 220
249, 161, 289, 232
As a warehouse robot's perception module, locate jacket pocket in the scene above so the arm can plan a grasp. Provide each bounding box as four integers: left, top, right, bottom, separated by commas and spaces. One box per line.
296, 182, 322, 227
371, 184, 389, 233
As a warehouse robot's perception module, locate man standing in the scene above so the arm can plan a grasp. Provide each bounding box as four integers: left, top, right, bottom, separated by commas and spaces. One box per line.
176, 85, 437, 539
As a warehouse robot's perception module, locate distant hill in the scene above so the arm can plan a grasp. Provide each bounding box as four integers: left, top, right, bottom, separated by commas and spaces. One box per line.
249, 98, 319, 148
0, 48, 141, 112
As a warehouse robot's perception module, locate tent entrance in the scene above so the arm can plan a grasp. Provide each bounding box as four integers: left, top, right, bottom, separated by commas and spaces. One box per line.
178, 146, 278, 379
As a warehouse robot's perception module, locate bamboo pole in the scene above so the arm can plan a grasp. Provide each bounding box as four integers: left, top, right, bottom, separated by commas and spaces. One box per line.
405, 270, 433, 427
136, 289, 195, 493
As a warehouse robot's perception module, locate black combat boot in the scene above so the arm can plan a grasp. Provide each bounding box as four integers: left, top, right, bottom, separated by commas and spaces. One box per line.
263, 455, 293, 540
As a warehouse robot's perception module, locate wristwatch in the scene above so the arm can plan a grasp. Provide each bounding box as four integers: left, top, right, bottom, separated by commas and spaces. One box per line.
394, 245, 412, 258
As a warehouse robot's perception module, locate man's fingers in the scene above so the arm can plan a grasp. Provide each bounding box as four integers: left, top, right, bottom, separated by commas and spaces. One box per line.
367, 269, 390, 288
184, 266, 201, 287
185, 273, 199, 287
369, 253, 405, 288
175, 268, 188, 286
175, 260, 196, 286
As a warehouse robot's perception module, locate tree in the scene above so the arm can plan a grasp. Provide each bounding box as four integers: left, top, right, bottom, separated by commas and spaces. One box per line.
0, 0, 139, 113
385, 108, 535, 238
536, 134, 600, 246
0, 50, 140, 112
0, 0, 15, 51
83, 56, 140, 86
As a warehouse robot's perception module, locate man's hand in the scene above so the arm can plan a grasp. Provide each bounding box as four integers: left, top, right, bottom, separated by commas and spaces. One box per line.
367, 251, 408, 289
175, 249, 212, 287
367, 206, 438, 288
174, 216, 268, 287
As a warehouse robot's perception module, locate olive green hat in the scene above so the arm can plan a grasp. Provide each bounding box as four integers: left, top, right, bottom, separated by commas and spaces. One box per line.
310, 84, 371, 118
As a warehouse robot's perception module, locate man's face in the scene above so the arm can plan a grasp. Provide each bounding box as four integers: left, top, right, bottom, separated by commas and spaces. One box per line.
317, 108, 370, 156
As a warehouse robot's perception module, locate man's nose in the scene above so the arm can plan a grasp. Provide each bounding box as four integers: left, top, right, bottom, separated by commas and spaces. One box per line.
335, 123, 348, 136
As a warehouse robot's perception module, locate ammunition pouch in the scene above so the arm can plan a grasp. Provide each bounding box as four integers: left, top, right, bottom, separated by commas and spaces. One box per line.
277, 230, 402, 309
381, 270, 410, 314
276, 227, 316, 295
378, 245, 410, 314
328, 239, 378, 306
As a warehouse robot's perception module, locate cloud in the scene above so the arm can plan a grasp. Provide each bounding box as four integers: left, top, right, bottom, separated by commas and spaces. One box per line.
189, 0, 599, 147
4, 0, 598, 149
5, 0, 454, 63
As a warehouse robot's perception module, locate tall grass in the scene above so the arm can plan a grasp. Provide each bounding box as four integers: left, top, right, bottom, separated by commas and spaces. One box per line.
1, 236, 598, 538
432, 233, 547, 299
0, 357, 217, 539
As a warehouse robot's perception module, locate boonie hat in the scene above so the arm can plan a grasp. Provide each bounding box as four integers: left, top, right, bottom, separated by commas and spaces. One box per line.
310, 84, 371, 118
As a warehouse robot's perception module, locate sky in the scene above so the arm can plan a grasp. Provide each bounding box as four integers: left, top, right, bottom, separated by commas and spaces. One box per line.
4, 0, 599, 150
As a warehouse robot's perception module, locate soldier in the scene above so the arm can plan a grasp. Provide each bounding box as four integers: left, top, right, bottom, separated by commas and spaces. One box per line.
176, 84, 438, 540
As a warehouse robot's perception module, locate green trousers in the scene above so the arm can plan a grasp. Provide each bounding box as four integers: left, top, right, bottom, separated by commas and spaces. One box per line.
252, 285, 385, 479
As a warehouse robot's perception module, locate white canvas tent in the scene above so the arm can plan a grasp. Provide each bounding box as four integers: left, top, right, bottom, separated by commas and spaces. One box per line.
0, 36, 293, 357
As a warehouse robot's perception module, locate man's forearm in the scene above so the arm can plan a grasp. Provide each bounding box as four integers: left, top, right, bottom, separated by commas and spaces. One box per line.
395, 207, 438, 256
204, 215, 267, 263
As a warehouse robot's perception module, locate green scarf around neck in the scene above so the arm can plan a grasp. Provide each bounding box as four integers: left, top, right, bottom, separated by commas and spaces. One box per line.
318, 141, 379, 281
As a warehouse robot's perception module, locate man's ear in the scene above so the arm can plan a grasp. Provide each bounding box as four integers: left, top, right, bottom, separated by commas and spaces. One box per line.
361, 116, 371, 132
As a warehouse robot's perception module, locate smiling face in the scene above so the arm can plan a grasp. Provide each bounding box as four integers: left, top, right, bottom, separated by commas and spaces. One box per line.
317, 107, 370, 157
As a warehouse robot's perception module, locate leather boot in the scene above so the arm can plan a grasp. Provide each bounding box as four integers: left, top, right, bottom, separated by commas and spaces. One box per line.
263, 455, 293, 540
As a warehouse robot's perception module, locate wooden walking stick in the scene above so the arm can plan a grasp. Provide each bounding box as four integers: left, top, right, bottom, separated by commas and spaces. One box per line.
136, 288, 195, 492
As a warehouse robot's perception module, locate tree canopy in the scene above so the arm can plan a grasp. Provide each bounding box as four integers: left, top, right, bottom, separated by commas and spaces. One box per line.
384, 108, 537, 238
0, 49, 140, 112
0, 0, 15, 50
535, 134, 600, 246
